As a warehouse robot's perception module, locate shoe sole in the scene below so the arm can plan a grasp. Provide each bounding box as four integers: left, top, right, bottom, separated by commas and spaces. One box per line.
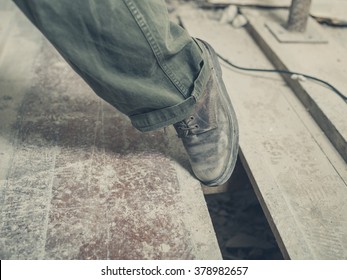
197, 39, 239, 186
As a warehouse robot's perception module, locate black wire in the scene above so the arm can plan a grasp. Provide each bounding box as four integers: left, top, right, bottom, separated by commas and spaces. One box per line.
217, 53, 347, 103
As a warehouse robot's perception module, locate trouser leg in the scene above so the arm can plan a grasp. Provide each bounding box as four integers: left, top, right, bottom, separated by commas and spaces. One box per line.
13, 0, 210, 131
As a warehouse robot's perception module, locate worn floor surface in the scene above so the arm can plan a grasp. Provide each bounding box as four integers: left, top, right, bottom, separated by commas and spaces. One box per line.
0, 1, 221, 260
171, 0, 347, 260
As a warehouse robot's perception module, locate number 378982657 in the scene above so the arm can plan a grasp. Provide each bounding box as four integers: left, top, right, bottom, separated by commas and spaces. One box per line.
194, 266, 248, 276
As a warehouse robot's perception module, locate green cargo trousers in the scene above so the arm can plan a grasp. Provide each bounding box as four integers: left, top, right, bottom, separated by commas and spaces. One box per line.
13, 0, 211, 132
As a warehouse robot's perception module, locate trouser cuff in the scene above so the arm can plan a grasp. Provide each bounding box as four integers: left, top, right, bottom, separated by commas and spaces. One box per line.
130, 51, 211, 132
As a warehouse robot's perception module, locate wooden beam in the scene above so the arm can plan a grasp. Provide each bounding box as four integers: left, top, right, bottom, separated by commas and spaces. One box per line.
242, 8, 347, 163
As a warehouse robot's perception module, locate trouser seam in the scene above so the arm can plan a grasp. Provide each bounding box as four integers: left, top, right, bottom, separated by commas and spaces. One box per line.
123, 0, 190, 98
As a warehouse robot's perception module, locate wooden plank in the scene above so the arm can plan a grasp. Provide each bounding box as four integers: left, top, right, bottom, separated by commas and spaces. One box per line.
204, 0, 290, 8
205, 0, 347, 25
180, 8, 347, 259
0, 7, 43, 208
310, 0, 347, 25
0, 2, 221, 260
242, 8, 347, 163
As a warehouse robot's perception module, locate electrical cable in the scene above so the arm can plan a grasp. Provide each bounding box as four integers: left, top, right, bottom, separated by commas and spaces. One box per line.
217, 53, 347, 103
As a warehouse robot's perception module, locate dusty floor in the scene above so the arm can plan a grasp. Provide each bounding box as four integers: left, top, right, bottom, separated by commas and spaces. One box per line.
3, 0, 344, 260
167, 0, 347, 261
0, 0, 222, 259
166, 0, 284, 260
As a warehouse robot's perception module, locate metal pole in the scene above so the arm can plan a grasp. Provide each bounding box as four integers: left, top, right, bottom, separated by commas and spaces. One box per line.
286, 0, 312, 32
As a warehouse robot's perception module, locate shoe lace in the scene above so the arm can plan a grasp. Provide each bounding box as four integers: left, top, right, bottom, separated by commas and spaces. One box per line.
176, 116, 200, 137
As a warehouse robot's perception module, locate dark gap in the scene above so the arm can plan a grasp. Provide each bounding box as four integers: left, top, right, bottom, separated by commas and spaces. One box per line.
205, 157, 284, 260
